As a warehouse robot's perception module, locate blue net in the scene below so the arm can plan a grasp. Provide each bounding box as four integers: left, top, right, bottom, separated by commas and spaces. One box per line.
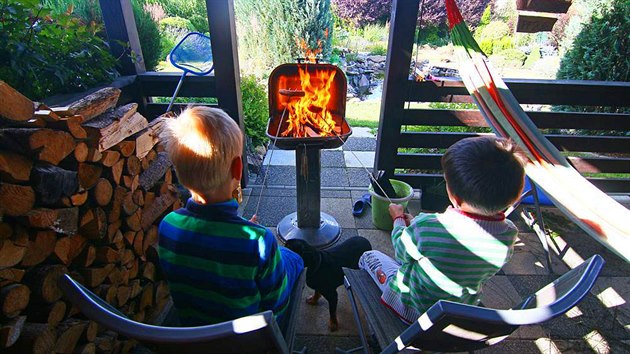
169, 32, 214, 75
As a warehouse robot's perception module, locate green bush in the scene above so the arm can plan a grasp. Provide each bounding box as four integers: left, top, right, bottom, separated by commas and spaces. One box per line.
147, 0, 208, 32
416, 24, 449, 47
362, 23, 388, 42
367, 44, 387, 56
557, 0, 629, 82
159, 16, 196, 31
241, 75, 269, 147
43, 0, 102, 23
479, 39, 494, 55
497, 48, 526, 64
0, 0, 117, 100
476, 21, 510, 42
132, 0, 161, 71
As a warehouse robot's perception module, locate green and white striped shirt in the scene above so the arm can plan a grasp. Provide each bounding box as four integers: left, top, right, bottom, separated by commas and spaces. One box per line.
382, 207, 517, 323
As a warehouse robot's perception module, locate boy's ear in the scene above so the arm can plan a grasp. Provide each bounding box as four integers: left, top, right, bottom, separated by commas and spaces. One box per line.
230, 156, 243, 181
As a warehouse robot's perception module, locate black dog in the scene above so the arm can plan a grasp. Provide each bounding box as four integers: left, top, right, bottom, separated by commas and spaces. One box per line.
285, 236, 372, 331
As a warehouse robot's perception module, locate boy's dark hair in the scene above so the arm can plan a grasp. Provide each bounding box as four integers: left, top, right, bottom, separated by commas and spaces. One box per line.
441, 136, 525, 214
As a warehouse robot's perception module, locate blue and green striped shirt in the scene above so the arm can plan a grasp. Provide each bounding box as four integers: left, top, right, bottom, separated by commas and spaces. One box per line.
158, 199, 290, 326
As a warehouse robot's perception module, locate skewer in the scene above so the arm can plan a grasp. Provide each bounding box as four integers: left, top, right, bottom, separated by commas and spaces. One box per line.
279, 89, 305, 97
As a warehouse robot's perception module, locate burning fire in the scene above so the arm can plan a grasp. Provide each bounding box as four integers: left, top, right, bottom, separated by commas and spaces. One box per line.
281, 65, 338, 138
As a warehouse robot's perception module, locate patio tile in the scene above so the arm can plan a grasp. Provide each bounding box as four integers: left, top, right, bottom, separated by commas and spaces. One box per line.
343, 137, 377, 151
241, 195, 296, 227
249, 186, 297, 197
349, 127, 376, 138
254, 165, 296, 186
357, 229, 394, 259
322, 167, 350, 187
321, 198, 356, 229
297, 282, 362, 336
294, 335, 362, 354
354, 211, 378, 229
509, 275, 628, 341
343, 151, 375, 168
321, 150, 346, 167
591, 277, 630, 335
502, 232, 569, 276
347, 167, 371, 187
262, 149, 295, 166
321, 189, 352, 199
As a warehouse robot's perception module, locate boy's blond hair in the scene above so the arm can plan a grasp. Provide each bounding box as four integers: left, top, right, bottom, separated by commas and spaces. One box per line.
160, 106, 243, 194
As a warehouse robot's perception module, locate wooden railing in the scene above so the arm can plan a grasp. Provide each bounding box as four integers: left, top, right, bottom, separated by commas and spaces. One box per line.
376, 78, 630, 194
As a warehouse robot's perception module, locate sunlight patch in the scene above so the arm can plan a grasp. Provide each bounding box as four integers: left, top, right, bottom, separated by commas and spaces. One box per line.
596, 287, 626, 309
584, 330, 610, 353
564, 305, 583, 319
232, 314, 268, 333
534, 338, 561, 354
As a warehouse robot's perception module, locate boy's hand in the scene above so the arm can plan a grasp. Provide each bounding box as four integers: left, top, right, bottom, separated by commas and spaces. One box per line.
249, 214, 258, 224
389, 204, 405, 220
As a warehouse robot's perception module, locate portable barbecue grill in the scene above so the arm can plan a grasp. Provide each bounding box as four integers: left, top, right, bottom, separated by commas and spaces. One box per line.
266, 62, 352, 249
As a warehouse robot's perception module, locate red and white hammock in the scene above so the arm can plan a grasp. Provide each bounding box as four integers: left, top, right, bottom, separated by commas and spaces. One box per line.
446, 0, 630, 262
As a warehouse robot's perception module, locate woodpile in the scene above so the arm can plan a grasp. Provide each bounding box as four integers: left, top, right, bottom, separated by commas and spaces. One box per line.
0, 82, 180, 354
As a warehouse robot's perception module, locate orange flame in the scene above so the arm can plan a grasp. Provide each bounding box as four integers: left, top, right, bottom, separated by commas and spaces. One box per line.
281, 65, 337, 138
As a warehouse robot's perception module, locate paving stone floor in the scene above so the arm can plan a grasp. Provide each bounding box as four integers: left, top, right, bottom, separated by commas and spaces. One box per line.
239, 127, 630, 353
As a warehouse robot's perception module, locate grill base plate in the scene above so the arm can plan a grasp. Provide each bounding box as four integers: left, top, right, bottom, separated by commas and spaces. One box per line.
277, 212, 341, 249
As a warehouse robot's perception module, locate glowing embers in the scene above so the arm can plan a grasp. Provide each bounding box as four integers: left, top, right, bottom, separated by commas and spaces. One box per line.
281, 65, 338, 138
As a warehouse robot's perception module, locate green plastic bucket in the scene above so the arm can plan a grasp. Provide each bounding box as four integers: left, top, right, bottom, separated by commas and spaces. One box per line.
369, 179, 414, 231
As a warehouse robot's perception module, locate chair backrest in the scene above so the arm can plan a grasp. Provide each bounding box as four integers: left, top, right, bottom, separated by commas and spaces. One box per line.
381, 255, 604, 353
58, 274, 290, 354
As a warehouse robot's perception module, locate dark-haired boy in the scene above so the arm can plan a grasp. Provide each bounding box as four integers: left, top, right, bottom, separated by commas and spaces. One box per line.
359, 136, 525, 323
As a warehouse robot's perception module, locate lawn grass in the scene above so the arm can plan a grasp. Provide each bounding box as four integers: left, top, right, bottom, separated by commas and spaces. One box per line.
346, 99, 381, 128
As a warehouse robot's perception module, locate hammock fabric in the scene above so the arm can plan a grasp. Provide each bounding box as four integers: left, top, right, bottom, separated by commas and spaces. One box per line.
445, 0, 630, 262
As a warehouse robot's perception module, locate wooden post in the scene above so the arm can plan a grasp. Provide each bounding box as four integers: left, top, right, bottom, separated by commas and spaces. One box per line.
205, 0, 248, 187
374, 0, 420, 176
99, 0, 146, 75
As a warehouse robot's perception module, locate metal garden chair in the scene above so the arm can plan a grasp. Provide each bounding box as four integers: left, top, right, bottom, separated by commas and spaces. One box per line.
59, 271, 306, 354
339, 254, 604, 353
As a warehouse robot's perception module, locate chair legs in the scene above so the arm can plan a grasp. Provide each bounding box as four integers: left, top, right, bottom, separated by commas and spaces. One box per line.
336, 276, 372, 354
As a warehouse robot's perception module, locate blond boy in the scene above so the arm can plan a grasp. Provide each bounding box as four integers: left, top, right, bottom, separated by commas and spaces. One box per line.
158, 106, 303, 326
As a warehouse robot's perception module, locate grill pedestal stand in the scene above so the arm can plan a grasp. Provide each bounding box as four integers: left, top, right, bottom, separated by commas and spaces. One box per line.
277, 145, 341, 249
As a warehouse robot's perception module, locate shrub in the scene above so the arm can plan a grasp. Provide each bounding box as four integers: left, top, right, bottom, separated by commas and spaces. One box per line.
132, 0, 161, 71
332, 0, 391, 27
146, 0, 208, 32
0, 1, 117, 100
479, 39, 494, 55
557, 0, 629, 82
416, 24, 449, 47
159, 17, 196, 32
524, 46, 540, 68
497, 48, 526, 65
367, 44, 387, 56
241, 75, 269, 147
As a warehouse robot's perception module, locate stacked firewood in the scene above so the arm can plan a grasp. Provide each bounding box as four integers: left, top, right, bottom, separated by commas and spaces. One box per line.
0, 81, 180, 354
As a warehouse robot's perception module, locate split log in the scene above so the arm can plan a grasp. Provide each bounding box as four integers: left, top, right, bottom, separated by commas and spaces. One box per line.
107, 220, 122, 243
117, 286, 131, 307
27, 207, 79, 235
107, 267, 123, 286
122, 174, 139, 192
143, 226, 159, 255
139, 283, 154, 310
0, 150, 32, 183
125, 210, 142, 232
108, 187, 127, 223
78, 163, 103, 190
99, 150, 120, 168
0, 315, 26, 348
66, 86, 121, 122
119, 266, 130, 285
0, 283, 30, 318
54, 318, 87, 354
0, 80, 34, 122
95, 246, 119, 265
79, 207, 107, 240
54, 235, 87, 266
109, 158, 124, 186
0, 128, 75, 164
0, 269, 25, 283
73, 244, 96, 268
83, 104, 148, 152
74, 142, 89, 162
132, 189, 144, 207
129, 279, 142, 299
83, 321, 98, 342
121, 190, 139, 216
131, 120, 163, 159
141, 262, 155, 282
23, 300, 66, 327
132, 230, 144, 257
48, 115, 87, 139
120, 249, 135, 268
0, 240, 27, 268
69, 190, 89, 207
113, 140, 135, 158
31, 164, 78, 205
124, 155, 142, 176
0, 183, 35, 216
80, 264, 114, 288
93, 178, 113, 207
34, 105, 61, 122
112, 230, 125, 250
75, 343, 96, 354
21, 230, 56, 267
141, 189, 178, 230
6, 322, 56, 354
23, 264, 67, 303
139, 152, 171, 191
0, 223, 11, 239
